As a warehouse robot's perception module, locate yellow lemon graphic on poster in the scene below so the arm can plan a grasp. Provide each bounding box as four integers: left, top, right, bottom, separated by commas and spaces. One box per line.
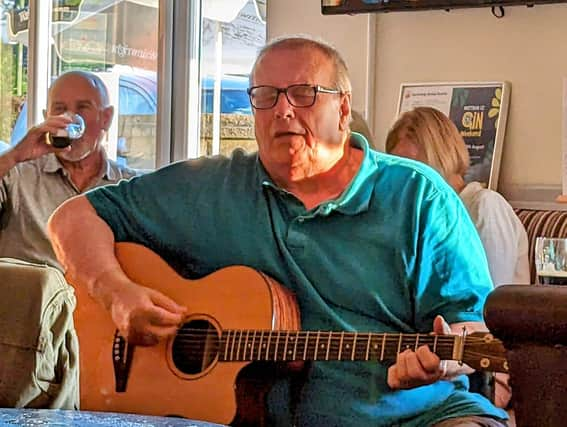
489, 88, 501, 128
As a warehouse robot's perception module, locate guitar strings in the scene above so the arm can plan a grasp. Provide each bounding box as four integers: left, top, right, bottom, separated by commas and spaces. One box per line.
167, 343, 507, 364
164, 330, 506, 368
170, 329, 498, 345
171, 328, 495, 339
166, 330, 499, 349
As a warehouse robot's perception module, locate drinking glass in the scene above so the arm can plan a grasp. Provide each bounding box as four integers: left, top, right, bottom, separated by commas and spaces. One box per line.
535, 237, 567, 285
46, 112, 86, 148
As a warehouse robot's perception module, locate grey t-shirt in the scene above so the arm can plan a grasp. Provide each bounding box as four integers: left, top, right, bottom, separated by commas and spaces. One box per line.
0, 152, 139, 270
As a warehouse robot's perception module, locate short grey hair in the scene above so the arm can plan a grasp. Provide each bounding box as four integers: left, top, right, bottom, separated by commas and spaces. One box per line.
250, 35, 352, 94
50, 70, 110, 107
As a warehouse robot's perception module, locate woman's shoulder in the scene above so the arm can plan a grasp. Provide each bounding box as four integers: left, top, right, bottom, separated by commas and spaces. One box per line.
460, 181, 510, 209
460, 181, 523, 231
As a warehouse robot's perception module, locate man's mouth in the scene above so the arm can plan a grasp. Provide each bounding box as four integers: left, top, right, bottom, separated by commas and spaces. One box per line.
274, 131, 303, 138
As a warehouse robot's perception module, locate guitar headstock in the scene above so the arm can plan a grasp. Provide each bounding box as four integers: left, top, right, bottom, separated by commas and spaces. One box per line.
462, 332, 508, 373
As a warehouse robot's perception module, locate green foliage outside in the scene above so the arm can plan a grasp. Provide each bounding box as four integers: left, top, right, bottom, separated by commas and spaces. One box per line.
0, 42, 25, 143
1, 0, 28, 143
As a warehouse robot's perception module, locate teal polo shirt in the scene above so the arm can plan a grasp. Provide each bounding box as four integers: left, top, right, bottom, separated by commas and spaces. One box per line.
86, 133, 507, 427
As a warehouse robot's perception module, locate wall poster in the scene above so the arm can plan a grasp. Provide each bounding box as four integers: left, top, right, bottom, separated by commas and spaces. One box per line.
397, 81, 511, 191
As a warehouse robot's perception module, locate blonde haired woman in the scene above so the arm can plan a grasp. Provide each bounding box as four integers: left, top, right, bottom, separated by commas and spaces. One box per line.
386, 106, 529, 288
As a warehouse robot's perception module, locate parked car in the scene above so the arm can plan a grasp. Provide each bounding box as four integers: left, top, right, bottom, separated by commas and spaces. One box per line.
201, 75, 252, 115
0, 141, 9, 153
10, 71, 252, 167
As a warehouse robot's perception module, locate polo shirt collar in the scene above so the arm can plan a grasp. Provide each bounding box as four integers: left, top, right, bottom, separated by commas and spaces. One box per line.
42, 153, 65, 174
257, 132, 376, 216
104, 152, 121, 181
41, 151, 116, 181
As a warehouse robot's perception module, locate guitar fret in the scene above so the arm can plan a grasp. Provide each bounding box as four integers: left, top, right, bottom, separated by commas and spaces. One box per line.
303, 331, 309, 360
236, 330, 243, 360
235, 330, 243, 360
314, 331, 321, 361
250, 330, 256, 361
351, 332, 358, 361
273, 331, 280, 360
433, 335, 439, 354
242, 330, 250, 360
271, 331, 280, 361
365, 334, 371, 361
396, 334, 403, 356
231, 330, 237, 361
283, 331, 290, 361
338, 332, 344, 361
325, 332, 332, 360
292, 331, 299, 360
227, 330, 232, 361
414, 333, 420, 351
265, 331, 272, 360
400, 335, 409, 352
257, 331, 264, 360
223, 331, 230, 361
380, 333, 386, 361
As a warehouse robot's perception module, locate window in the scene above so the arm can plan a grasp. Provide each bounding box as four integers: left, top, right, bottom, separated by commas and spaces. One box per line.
50, 0, 159, 168
198, 0, 266, 157
4, 0, 267, 167
0, 0, 28, 152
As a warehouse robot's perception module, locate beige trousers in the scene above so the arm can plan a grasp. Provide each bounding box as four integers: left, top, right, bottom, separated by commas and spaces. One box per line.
0, 258, 79, 409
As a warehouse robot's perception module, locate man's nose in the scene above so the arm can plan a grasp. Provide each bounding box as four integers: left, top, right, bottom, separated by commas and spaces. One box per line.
273, 92, 295, 119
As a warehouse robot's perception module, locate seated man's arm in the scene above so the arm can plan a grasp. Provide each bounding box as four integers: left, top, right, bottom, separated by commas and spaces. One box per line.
48, 196, 186, 345
0, 116, 75, 178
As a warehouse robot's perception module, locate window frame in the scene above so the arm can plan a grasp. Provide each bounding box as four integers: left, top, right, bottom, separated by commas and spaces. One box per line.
24, 0, 263, 168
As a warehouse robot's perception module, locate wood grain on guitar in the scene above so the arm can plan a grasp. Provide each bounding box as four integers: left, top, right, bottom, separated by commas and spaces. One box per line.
68, 242, 508, 426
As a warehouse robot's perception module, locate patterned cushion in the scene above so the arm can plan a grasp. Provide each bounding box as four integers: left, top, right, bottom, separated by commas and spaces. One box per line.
514, 209, 567, 283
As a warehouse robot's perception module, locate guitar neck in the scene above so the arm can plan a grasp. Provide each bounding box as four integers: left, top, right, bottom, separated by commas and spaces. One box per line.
219, 330, 459, 363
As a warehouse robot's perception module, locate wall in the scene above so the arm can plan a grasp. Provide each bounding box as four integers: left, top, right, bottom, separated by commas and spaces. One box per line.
374, 4, 567, 196
267, 0, 374, 119
267, 1, 567, 199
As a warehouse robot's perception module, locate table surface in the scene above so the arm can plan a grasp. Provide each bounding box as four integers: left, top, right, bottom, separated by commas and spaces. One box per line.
0, 408, 227, 426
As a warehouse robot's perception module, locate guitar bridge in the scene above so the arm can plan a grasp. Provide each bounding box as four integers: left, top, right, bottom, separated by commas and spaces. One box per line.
113, 330, 135, 392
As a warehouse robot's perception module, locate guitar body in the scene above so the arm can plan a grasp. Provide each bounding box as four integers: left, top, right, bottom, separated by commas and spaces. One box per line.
70, 243, 509, 425
71, 243, 301, 426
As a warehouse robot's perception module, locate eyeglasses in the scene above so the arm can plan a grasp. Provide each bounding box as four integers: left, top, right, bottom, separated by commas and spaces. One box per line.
247, 84, 342, 110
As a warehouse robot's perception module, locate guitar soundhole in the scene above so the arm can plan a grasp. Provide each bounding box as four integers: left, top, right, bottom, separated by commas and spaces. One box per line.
171, 319, 219, 375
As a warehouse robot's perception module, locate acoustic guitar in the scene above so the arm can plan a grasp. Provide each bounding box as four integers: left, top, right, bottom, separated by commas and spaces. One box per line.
69, 242, 509, 426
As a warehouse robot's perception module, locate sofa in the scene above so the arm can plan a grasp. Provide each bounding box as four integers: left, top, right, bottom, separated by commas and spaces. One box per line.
481, 207, 567, 427
513, 208, 567, 283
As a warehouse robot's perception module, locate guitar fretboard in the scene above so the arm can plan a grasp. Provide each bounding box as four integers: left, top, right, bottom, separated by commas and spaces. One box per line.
219, 330, 457, 362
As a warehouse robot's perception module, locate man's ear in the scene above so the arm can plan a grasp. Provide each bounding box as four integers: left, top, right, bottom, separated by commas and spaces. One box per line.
102, 105, 114, 132
338, 92, 352, 131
